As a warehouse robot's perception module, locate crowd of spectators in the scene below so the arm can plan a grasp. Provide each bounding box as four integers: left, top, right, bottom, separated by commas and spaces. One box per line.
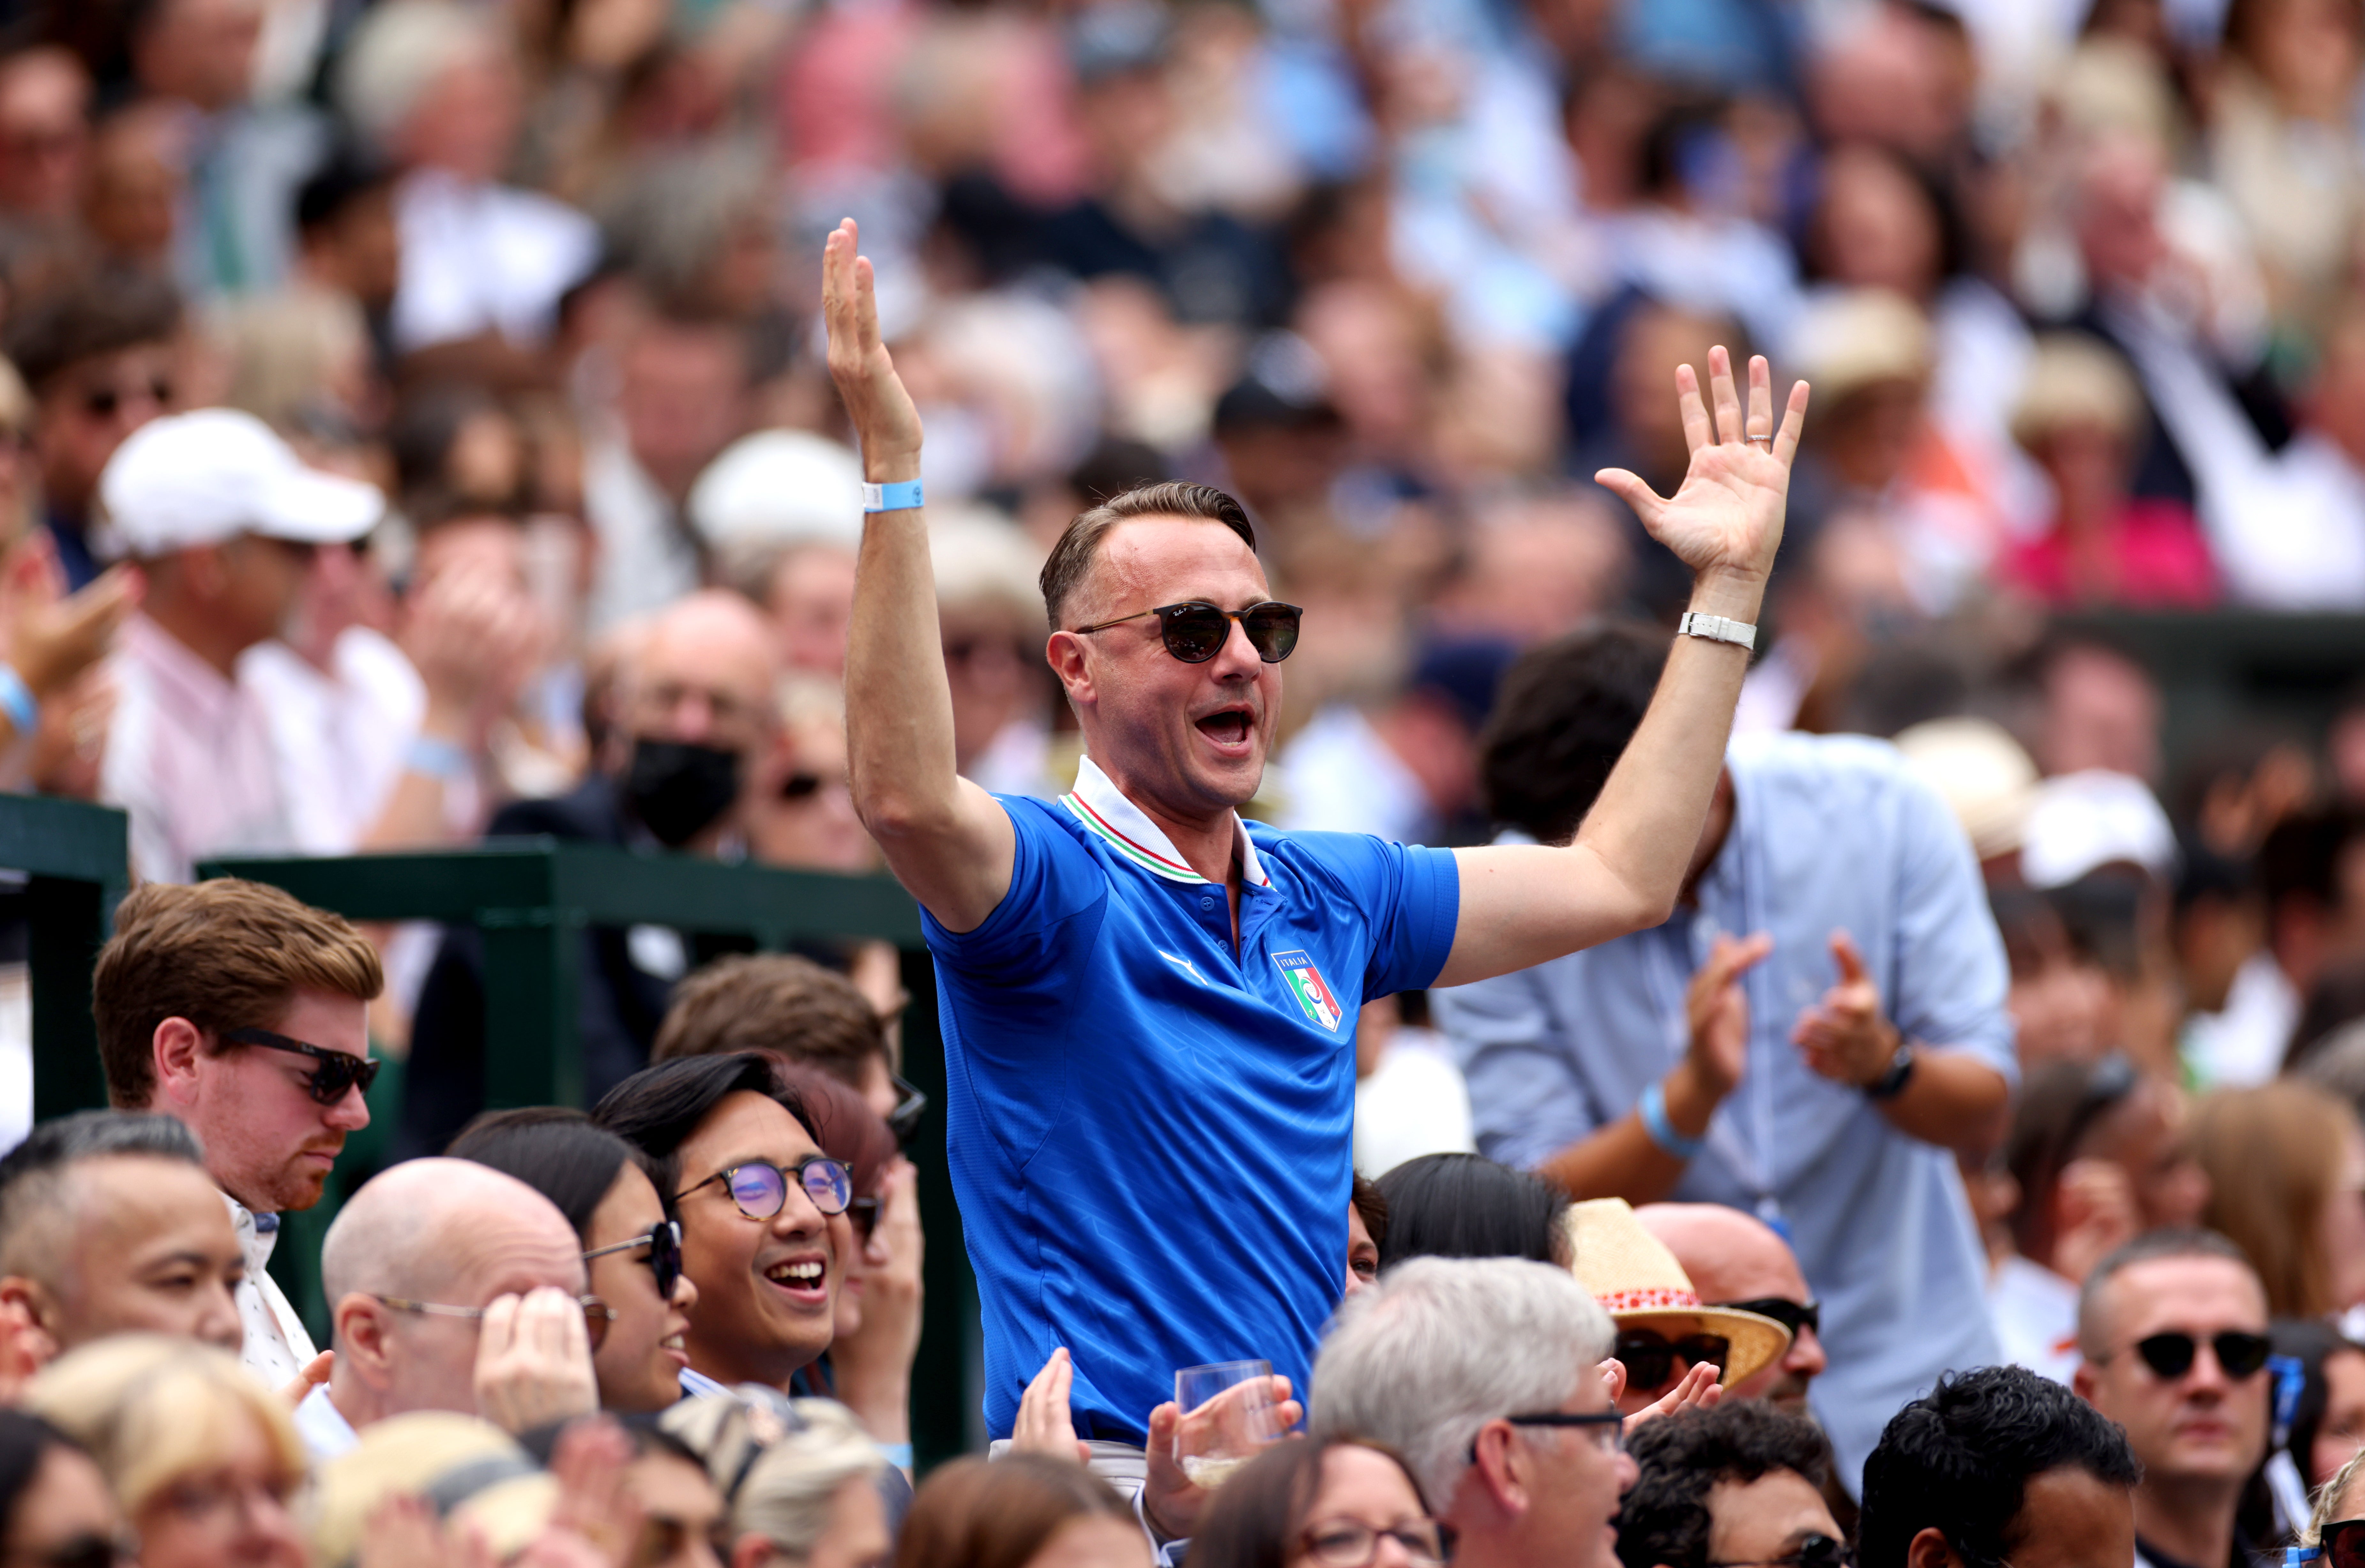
0, 0, 2364, 1563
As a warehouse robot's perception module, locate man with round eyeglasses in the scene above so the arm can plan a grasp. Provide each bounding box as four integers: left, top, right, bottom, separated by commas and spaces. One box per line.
826, 212, 1811, 1461
2072, 1230, 2270, 1568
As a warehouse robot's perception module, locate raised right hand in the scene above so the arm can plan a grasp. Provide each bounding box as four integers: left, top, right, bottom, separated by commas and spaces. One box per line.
821, 219, 923, 477
1684, 932, 1772, 1101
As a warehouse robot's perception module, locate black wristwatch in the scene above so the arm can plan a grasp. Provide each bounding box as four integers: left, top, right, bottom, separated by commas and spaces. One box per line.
1865, 1040, 1916, 1101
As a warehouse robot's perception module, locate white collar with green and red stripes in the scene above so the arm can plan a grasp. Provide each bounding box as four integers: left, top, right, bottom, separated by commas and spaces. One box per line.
1059, 755, 1272, 889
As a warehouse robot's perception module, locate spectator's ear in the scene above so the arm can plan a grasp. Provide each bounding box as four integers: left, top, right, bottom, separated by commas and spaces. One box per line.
2071, 1359, 2100, 1404
1467, 1421, 1531, 1513
1906, 1527, 1961, 1568
151, 1016, 206, 1108
334, 1293, 398, 1390
0, 1278, 57, 1373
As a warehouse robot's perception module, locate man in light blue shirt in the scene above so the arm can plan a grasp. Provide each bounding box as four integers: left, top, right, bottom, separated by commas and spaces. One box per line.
823, 221, 1813, 1500
1436, 624, 2014, 1491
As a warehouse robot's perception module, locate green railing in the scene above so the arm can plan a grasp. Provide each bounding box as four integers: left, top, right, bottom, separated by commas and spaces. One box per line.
9, 796, 130, 1124
198, 839, 983, 1467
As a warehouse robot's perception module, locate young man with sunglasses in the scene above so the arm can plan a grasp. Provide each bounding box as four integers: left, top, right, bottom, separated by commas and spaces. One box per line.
1615, 1402, 1843, 1568
92, 877, 385, 1390
826, 214, 1810, 1459
2072, 1230, 2272, 1568
1860, 1364, 2139, 1568
303, 1158, 601, 1458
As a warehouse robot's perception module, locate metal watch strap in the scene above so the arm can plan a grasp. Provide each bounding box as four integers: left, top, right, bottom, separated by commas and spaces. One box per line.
1677, 611, 1757, 650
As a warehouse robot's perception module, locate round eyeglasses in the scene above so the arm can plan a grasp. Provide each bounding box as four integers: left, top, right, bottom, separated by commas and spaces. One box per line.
677, 1156, 853, 1220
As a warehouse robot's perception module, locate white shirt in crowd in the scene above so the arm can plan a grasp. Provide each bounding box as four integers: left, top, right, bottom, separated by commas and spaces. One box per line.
389, 169, 598, 354
226, 1191, 318, 1388
583, 436, 701, 637
1353, 1029, 1475, 1179
294, 1380, 357, 1460
2180, 949, 2303, 1089
241, 626, 426, 854
1987, 1253, 2081, 1388
1277, 705, 1435, 845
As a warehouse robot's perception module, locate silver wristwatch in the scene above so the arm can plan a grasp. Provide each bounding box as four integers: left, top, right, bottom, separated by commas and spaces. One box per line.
1677, 611, 1757, 650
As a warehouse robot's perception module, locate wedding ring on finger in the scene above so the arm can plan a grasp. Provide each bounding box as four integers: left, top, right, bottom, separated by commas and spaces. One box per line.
1745, 434, 1773, 447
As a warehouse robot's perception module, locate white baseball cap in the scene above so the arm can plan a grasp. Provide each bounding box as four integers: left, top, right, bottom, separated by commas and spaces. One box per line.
686, 430, 865, 551
93, 408, 384, 561
2020, 769, 2180, 889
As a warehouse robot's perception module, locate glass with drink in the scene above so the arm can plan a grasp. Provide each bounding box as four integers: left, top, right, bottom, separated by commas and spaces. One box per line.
1172, 1360, 1280, 1488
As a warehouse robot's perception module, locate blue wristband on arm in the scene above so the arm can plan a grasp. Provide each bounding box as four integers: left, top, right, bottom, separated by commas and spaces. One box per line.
0, 664, 38, 738
1638, 1079, 1706, 1161
406, 734, 471, 782
861, 480, 924, 513
876, 1442, 913, 1469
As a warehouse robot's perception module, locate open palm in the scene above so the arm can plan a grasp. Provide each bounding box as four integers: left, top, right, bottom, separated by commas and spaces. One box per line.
1596, 347, 1809, 584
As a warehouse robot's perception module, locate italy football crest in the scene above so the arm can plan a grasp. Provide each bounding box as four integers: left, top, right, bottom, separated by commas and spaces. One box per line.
1272, 950, 1344, 1031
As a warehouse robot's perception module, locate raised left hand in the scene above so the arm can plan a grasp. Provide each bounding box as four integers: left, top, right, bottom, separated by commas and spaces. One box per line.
1594, 347, 1808, 589
1792, 930, 1898, 1088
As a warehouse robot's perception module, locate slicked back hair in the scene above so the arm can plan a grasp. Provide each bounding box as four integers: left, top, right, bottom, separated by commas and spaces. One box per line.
1616, 1403, 1833, 1568
591, 1052, 818, 1199
1038, 482, 1257, 631
1858, 1365, 2139, 1568
0, 1111, 206, 1282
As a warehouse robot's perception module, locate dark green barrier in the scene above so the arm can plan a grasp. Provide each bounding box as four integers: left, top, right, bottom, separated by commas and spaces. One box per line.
199, 838, 983, 1467
3, 795, 131, 1124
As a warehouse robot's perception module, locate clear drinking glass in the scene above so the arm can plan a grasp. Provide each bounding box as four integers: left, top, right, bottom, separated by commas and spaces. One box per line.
1172, 1359, 1280, 1488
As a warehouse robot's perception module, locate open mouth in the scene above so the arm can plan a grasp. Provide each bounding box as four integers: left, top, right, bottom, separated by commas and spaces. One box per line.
1195, 708, 1254, 746
762, 1257, 828, 1300
660, 1332, 687, 1363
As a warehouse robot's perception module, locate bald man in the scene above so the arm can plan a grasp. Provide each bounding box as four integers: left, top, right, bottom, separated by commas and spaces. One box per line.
401, 588, 786, 1156
0, 1111, 243, 1365
295, 1158, 598, 1459
1639, 1203, 1828, 1417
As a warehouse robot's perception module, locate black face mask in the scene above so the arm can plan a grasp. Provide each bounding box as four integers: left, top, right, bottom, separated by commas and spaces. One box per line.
624, 739, 742, 847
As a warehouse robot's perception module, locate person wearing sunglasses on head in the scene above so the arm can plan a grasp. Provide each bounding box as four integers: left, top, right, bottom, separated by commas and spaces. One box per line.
298, 1158, 602, 1459
595, 1054, 860, 1409
823, 216, 1809, 1483
447, 1108, 702, 1414
2072, 1230, 2272, 1568
1860, 1363, 2139, 1568
1615, 1403, 1844, 1568
90, 878, 385, 1393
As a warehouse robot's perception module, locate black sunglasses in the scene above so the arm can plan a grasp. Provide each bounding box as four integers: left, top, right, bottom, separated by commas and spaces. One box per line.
1615, 1329, 1730, 1391
1470, 1408, 1624, 1460
81, 377, 171, 419
2119, 1329, 2271, 1381
2308, 1519, 2365, 1568
888, 1073, 927, 1146
33, 1533, 138, 1568
583, 1219, 683, 1300
1717, 1297, 1820, 1339
1071, 600, 1302, 663
1711, 1534, 1853, 1568
221, 1026, 382, 1105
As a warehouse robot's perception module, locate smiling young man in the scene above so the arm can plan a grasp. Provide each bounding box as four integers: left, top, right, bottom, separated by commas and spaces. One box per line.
594, 1053, 857, 1398
823, 220, 1810, 1453
92, 877, 383, 1388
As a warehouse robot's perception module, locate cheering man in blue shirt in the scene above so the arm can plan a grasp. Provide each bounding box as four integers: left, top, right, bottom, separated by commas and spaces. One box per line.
823, 220, 1810, 1464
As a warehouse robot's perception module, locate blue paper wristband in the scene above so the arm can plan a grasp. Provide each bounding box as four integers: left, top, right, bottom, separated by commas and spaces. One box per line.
1639, 1079, 1706, 1161
406, 734, 471, 782
877, 1442, 913, 1469
0, 663, 37, 738
862, 479, 924, 513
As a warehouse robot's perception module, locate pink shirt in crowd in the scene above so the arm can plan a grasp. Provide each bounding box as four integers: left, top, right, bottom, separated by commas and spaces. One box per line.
1999, 500, 2221, 609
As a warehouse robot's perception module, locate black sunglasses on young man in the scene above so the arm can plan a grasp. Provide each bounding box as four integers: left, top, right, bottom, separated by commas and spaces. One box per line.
221, 1026, 382, 1105
583, 1219, 684, 1300
1071, 601, 1303, 663
1615, 1329, 1731, 1391
2304, 1519, 2365, 1568
2110, 1329, 2271, 1381
1711, 1534, 1853, 1568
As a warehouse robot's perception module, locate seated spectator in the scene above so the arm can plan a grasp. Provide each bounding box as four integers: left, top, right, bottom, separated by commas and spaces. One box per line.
446, 1108, 701, 1414
1346, 1174, 1385, 1299
91, 879, 384, 1387
1311, 1256, 1634, 1568
655, 954, 907, 1129
662, 1394, 895, 1568
0, 1411, 124, 1568
301, 1158, 600, 1458
1, 267, 181, 590
2300, 1444, 2365, 1567
1373, 1153, 1569, 1270
519, 1416, 728, 1568
26, 1336, 307, 1568
402, 587, 785, 1158
2237, 1320, 2365, 1543
1859, 1364, 2139, 1568
1569, 1200, 1789, 1418
1614, 1403, 1839, 1568
2000, 334, 2217, 609
1191, 1438, 1447, 1568
0, 1111, 242, 1363
594, 1054, 853, 1400
91, 409, 383, 881
311, 1412, 622, 1568
2191, 1082, 2365, 1319
2074, 1230, 2272, 1568
892, 1454, 1147, 1568
1637, 1205, 1829, 1419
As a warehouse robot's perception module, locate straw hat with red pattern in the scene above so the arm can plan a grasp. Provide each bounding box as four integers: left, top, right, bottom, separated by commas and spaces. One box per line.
1567, 1198, 1791, 1389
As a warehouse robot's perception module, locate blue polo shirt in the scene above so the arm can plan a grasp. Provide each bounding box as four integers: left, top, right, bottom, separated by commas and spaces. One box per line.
926, 758, 1460, 1443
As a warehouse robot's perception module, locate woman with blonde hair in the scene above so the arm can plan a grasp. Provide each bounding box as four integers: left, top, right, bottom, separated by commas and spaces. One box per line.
2192, 1081, 2365, 1317
662, 1394, 890, 1568
24, 1335, 306, 1568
